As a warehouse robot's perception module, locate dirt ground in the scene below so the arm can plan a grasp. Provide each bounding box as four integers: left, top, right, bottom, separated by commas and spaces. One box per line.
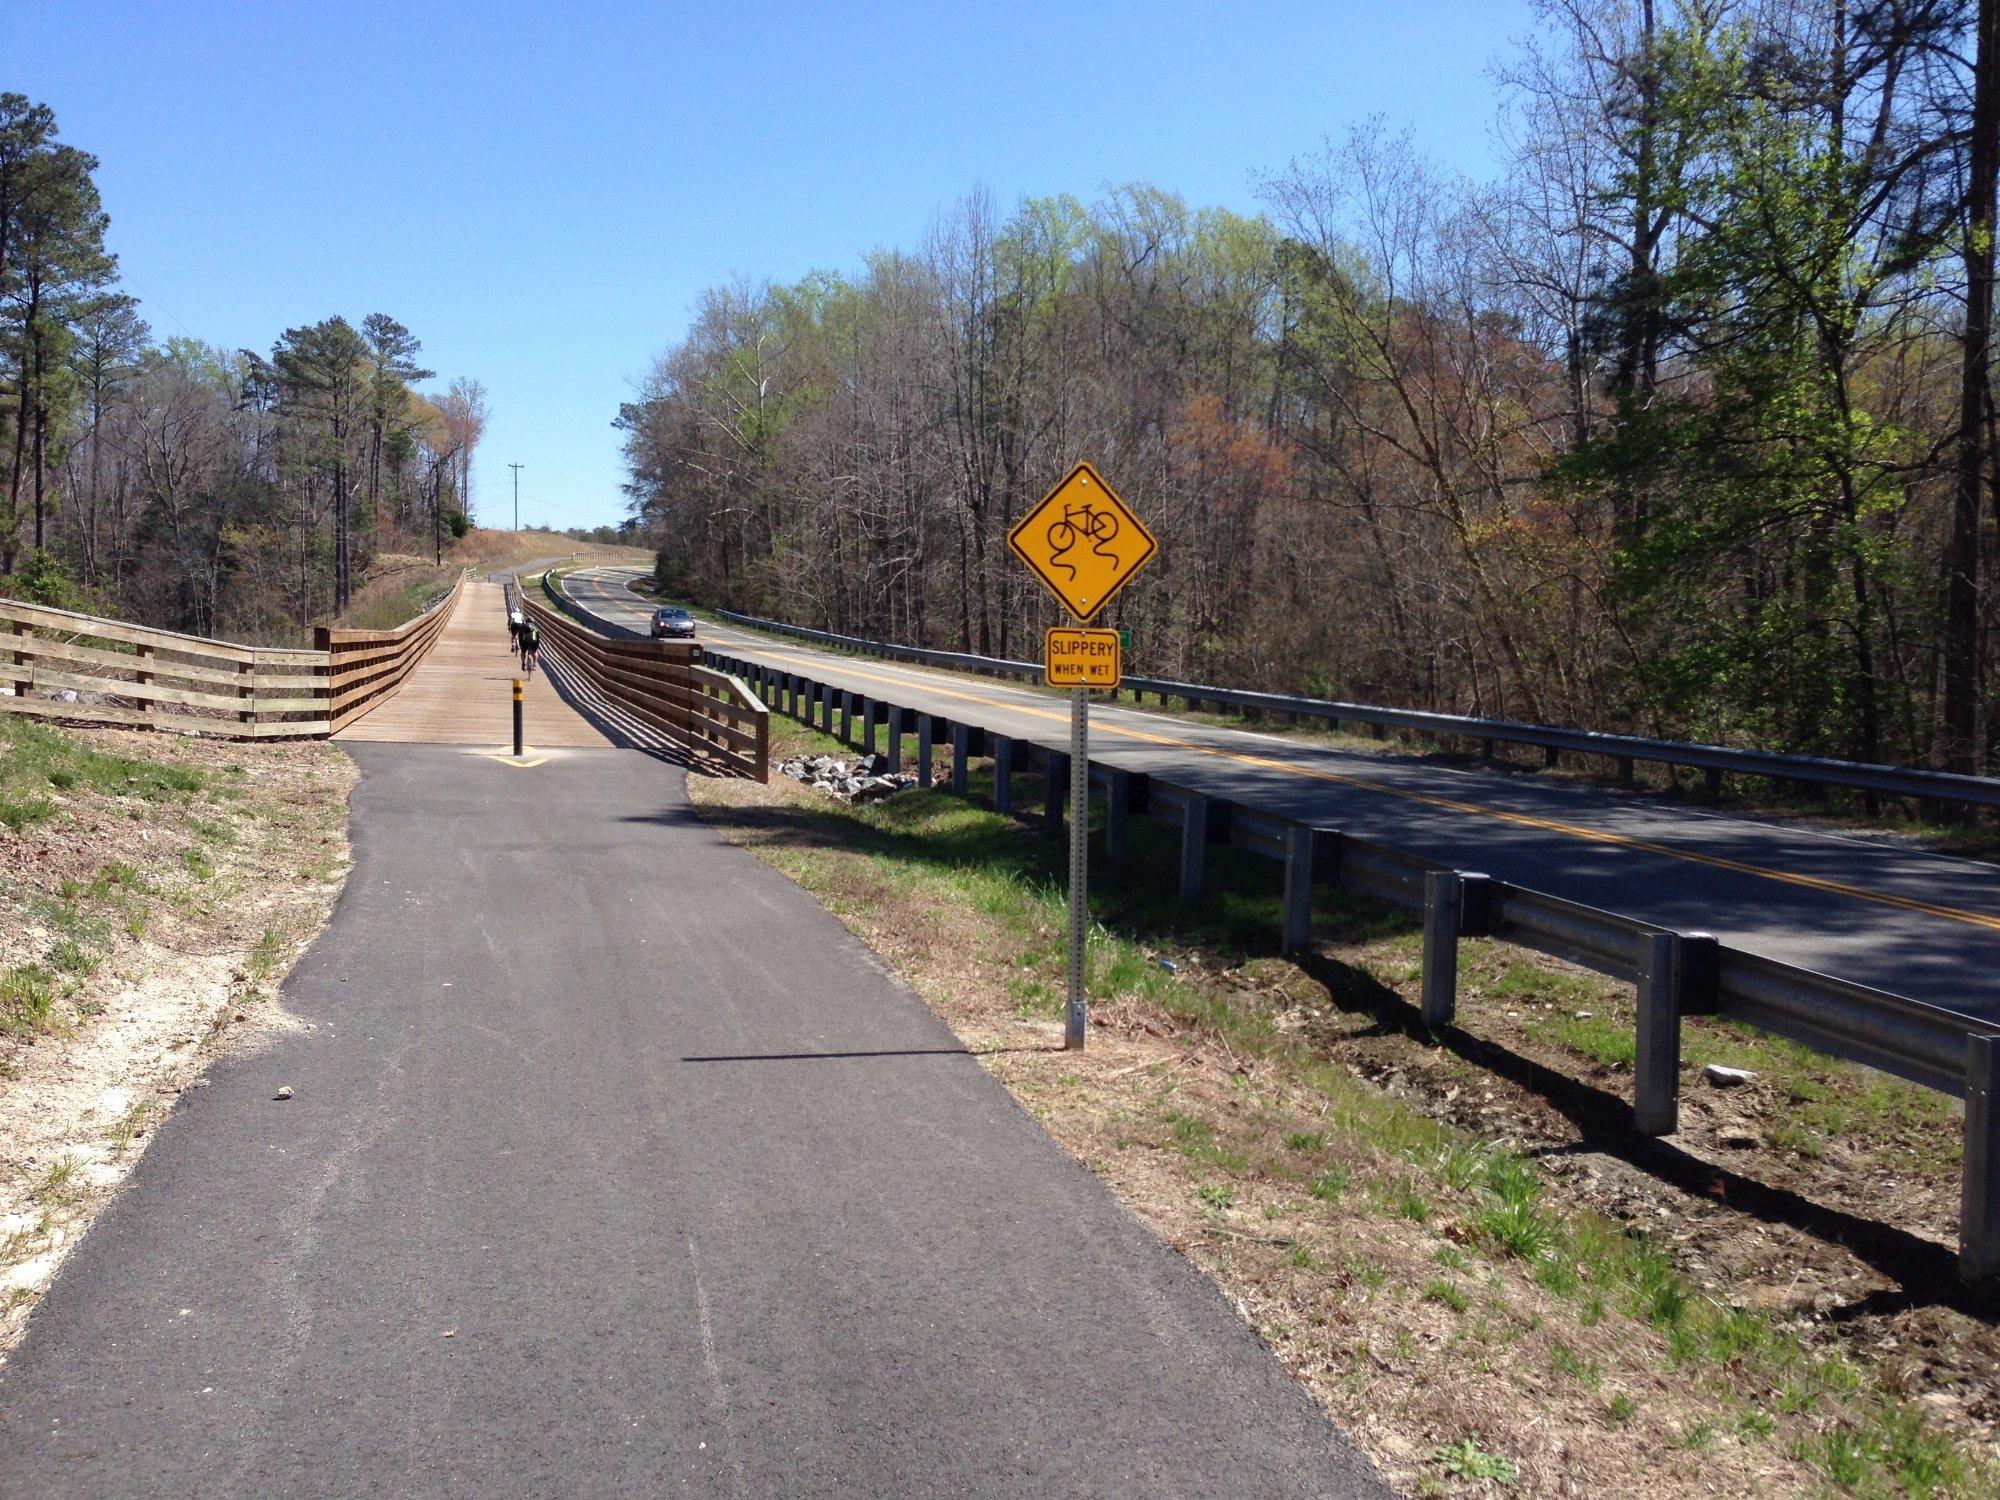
0, 722, 354, 1356
690, 726, 1998, 1497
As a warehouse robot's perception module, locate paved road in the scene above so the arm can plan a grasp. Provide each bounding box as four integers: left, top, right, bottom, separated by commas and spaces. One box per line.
567, 566, 2000, 1024
0, 744, 1381, 1497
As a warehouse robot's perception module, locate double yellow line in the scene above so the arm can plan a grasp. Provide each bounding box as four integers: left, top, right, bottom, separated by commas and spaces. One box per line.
720, 635, 2000, 936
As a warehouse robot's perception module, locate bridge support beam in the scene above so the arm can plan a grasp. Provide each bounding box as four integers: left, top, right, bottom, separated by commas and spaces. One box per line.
917, 715, 935, 786
885, 707, 904, 773
862, 699, 879, 757
840, 690, 853, 744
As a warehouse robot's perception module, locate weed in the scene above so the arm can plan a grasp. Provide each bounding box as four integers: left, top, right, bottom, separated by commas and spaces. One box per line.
1308, 1168, 1348, 1203
1, 964, 57, 1035
49, 939, 98, 976
1195, 1182, 1233, 1210
0, 790, 56, 830
1423, 1279, 1470, 1313
1432, 1438, 1517, 1486
1472, 1196, 1555, 1261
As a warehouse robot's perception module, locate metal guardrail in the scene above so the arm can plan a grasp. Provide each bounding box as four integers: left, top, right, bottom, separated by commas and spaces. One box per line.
712, 607, 2000, 812
706, 646, 2000, 1284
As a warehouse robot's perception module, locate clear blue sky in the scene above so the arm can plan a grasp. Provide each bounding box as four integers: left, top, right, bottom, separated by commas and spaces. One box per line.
14, 1, 1534, 532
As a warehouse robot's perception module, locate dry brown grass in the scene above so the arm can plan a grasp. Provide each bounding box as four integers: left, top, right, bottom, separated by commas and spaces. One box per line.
446, 530, 651, 574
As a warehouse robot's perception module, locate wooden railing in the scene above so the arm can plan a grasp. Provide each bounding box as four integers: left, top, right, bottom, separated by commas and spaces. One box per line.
0, 598, 330, 738
315, 573, 466, 734
522, 591, 768, 779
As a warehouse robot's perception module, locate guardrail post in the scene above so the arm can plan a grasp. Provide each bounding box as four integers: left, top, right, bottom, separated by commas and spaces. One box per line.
863, 699, 879, 756
951, 723, 971, 794
1179, 793, 1210, 900
1617, 755, 1636, 785
993, 735, 1015, 813
1420, 872, 1463, 1028
1704, 767, 1723, 798
917, 715, 935, 785
886, 706, 904, 773
1282, 827, 1340, 952
1963, 1035, 2000, 1284
1044, 751, 1069, 828
840, 690, 853, 743
1544, 745, 1560, 770
1635, 933, 1686, 1135
1106, 771, 1131, 858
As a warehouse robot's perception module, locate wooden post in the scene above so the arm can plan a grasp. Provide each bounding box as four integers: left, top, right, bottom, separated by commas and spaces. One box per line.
885, 706, 904, 773
237, 658, 256, 730
917, 715, 934, 786
131, 641, 154, 725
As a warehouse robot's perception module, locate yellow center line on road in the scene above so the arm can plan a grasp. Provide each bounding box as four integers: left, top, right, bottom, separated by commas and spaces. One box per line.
715, 637, 2000, 936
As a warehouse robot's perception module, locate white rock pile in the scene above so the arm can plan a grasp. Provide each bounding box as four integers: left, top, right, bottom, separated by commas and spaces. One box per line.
779, 753, 918, 804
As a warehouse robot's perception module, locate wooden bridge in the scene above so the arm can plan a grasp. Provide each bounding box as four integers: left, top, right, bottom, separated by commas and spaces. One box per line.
333, 580, 611, 748
0, 574, 767, 776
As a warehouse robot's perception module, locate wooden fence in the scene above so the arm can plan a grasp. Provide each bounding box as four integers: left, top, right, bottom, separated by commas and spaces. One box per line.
522, 592, 768, 779
315, 574, 465, 734
0, 598, 331, 738
1, 575, 464, 741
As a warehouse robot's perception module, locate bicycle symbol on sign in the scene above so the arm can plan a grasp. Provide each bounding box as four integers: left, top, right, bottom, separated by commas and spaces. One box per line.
1045, 502, 1120, 581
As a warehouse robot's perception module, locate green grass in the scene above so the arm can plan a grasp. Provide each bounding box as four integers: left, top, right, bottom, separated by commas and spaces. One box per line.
0, 715, 204, 805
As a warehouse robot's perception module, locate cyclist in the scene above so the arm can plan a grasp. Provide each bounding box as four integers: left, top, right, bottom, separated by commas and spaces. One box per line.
518, 617, 542, 676
506, 609, 527, 651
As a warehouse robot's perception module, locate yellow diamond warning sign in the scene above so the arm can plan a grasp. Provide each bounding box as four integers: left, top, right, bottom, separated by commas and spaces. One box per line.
1007, 463, 1157, 623
1045, 627, 1121, 688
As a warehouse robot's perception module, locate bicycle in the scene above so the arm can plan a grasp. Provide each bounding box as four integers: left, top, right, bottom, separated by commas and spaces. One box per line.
1045, 503, 1119, 579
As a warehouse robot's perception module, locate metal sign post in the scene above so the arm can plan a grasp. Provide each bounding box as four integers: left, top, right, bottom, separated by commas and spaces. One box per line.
1066, 686, 1089, 1048
1008, 463, 1156, 1052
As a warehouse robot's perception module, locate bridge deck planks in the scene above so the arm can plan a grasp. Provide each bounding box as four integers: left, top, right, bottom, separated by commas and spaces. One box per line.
333, 580, 613, 747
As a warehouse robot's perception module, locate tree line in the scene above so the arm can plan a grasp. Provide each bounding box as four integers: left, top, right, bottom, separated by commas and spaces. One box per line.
621, 0, 2000, 771
0, 94, 489, 643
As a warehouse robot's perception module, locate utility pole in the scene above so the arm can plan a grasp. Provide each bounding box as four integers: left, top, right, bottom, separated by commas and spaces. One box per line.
509, 463, 524, 532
